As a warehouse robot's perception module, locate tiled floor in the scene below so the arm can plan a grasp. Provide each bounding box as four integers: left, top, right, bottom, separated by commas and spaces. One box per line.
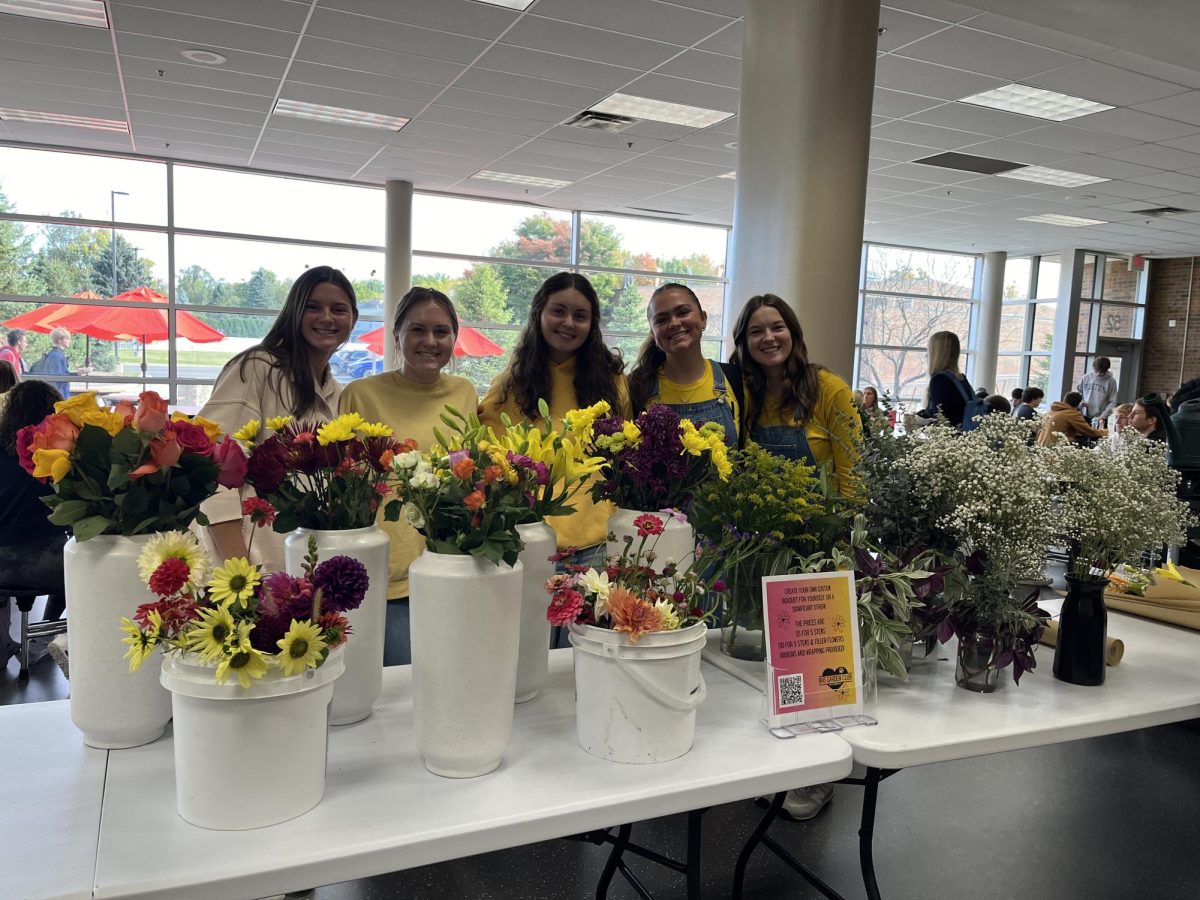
5, 605, 1199, 900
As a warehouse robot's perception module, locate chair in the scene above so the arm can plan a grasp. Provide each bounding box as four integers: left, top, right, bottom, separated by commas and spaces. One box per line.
0, 585, 68, 680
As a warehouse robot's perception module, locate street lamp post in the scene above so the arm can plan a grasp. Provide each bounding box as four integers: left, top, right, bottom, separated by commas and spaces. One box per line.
109, 190, 129, 296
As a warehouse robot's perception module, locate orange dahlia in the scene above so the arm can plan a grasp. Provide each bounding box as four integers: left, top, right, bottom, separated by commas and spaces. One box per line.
607, 586, 664, 643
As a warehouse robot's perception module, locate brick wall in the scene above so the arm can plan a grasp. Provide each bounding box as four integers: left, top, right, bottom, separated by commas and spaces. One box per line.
1142, 256, 1200, 397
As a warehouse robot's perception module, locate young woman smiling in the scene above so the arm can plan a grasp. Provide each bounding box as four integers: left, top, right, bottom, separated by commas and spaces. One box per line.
340, 286, 477, 666
729, 294, 862, 498
199, 265, 358, 573
629, 283, 740, 446
479, 272, 630, 564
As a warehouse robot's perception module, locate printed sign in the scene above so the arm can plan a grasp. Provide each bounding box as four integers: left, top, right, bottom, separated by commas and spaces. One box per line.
761, 570, 862, 726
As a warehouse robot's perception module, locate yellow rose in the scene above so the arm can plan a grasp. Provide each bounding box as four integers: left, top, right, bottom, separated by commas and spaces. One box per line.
79, 407, 128, 437
54, 392, 105, 428
32, 448, 72, 483
173, 412, 223, 441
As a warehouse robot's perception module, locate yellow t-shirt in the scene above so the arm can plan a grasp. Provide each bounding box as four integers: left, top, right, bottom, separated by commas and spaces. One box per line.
748, 369, 862, 498
652, 360, 741, 442
478, 356, 632, 551
339, 370, 478, 600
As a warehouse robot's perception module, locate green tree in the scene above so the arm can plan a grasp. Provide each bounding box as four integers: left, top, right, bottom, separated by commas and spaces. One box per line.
176, 264, 234, 307
412, 272, 460, 294
0, 188, 39, 295
31, 217, 105, 297
452, 265, 513, 325
90, 232, 154, 295
243, 267, 286, 310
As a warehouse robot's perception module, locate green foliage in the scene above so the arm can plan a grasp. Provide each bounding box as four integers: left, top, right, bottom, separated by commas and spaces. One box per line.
90, 232, 155, 295
452, 264, 513, 324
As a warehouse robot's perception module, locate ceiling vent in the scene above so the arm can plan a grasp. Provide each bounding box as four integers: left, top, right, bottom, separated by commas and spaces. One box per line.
566, 110, 636, 132
913, 152, 1024, 175
1130, 206, 1190, 217
628, 206, 687, 216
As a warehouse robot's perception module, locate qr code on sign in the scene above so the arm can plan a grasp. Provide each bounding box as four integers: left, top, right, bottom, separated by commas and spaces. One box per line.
777, 673, 804, 707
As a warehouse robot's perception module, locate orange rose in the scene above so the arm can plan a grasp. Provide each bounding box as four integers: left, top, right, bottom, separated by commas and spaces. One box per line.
149, 431, 182, 468
379, 448, 395, 469
463, 489, 485, 511
40, 414, 79, 452
132, 391, 169, 433
451, 457, 476, 480
113, 399, 136, 423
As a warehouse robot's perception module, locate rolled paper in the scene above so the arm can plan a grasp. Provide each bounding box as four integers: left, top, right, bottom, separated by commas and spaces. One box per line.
1039, 619, 1124, 666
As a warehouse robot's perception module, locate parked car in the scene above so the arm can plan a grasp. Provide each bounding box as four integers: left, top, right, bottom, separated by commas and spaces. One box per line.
331, 348, 383, 381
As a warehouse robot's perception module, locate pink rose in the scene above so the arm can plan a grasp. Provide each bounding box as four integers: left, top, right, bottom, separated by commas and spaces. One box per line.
112, 399, 136, 423
149, 431, 182, 469
131, 391, 169, 433
169, 419, 214, 457
213, 436, 248, 489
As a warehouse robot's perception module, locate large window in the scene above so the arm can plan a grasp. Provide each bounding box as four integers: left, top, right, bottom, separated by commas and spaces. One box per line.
0, 145, 730, 407
854, 244, 981, 407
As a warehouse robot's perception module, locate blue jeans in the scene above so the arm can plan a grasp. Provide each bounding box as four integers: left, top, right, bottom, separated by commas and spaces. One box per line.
550, 543, 608, 649
384, 599, 411, 667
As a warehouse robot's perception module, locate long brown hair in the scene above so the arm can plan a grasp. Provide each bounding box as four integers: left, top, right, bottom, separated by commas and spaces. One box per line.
629, 282, 704, 414
233, 265, 359, 418
729, 294, 822, 425
499, 272, 623, 421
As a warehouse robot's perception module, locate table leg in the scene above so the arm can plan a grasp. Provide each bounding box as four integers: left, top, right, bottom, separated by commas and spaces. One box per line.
596, 823, 632, 900
686, 808, 703, 900
857, 767, 887, 900
731, 791, 783, 900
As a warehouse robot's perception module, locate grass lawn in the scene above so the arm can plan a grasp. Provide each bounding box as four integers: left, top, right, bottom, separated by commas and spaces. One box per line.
140, 349, 231, 365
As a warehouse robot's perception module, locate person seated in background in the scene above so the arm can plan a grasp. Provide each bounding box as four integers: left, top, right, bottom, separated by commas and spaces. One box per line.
1010, 387, 1025, 413
1130, 394, 1172, 444
984, 394, 1011, 415
0, 359, 16, 418
1037, 391, 1105, 447
1014, 387, 1044, 421
1169, 377, 1200, 413
860, 385, 881, 415
974, 386, 989, 401
1166, 395, 1200, 470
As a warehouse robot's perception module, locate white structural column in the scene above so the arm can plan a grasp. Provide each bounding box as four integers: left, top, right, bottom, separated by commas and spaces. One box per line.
1049, 248, 1086, 401
973, 250, 1007, 392
384, 179, 414, 370
726, 0, 880, 380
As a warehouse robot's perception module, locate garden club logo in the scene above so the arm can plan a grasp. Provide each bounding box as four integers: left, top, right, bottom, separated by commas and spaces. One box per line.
819, 666, 853, 691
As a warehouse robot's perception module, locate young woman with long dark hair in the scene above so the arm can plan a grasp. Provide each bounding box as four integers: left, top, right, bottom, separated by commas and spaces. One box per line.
340, 286, 477, 665
628, 283, 739, 446
199, 265, 358, 571
479, 271, 630, 561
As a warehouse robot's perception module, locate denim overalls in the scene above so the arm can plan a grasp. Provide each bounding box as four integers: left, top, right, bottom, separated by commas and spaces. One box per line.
750, 401, 817, 465
650, 360, 738, 448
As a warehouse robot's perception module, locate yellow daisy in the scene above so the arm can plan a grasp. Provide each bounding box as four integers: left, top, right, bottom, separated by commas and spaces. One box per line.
265, 415, 294, 431
355, 420, 394, 439
120, 612, 160, 672
136, 531, 210, 591
276, 620, 327, 677
185, 606, 237, 662
215, 645, 269, 687
208, 557, 262, 608
232, 419, 261, 443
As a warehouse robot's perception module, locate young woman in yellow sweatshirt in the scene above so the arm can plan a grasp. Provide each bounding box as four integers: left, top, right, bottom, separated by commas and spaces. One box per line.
339, 286, 477, 665
478, 272, 631, 570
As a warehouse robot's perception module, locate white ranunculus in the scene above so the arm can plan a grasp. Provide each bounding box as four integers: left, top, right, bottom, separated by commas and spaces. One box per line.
393, 449, 422, 471
402, 502, 425, 530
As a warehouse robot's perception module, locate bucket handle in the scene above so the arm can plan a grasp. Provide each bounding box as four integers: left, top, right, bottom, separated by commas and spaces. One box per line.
607, 644, 707, 713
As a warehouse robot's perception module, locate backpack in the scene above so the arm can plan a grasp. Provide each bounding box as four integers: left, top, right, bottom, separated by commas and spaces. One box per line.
940, 371, 989, 432
27, 351, 52, 375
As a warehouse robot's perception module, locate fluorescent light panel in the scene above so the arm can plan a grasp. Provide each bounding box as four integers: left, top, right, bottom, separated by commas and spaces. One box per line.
0, 0, 107, 27
996, 165, 1109, 188
0, 107, 127, 132
470, 0, 534, 9
273, 99, 408, 131
590, 93, 734, 129
471, 170, 572, 189
959, 83, 1114, 122
1018, 213, 1108, 227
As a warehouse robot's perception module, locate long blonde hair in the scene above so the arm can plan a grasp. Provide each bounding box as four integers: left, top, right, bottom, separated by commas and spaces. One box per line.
924, 330, 962, 408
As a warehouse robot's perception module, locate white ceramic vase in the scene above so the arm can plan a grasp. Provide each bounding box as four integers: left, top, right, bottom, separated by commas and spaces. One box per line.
408, 549, 523, 777
161, 646, 344, 830
606, 508, 696, 572
285, 525, 388, 725
65, 534, 172, 749
514, 521, 556, 703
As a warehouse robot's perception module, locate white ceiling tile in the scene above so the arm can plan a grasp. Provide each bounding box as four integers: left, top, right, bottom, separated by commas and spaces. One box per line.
1085, 179, 1179, 201
874, 54, 1006, 101
1096, 50, 1200, 91
618, 74, 739, 115
472, 45, 638, 91
501, 15, 677, 70
610, 153, 729, 177
884, 1, 981, 24
284, 63, 444, 103
530, 0, 734, 45
125, 95, 265, 125
316, 0, 517, 38
871, 119, 987, 150
894, 25, 1078, 81
0, 122, 132, 147
485, 152, 604, 177
962, 13, 1115, 58
294, 38, 465, 84
603, 165, 703, 186
435, 88, 580, 124
1047, 155, 1162, 181
453, 69, 608, 110
1016, 124, 1143, 154
621, 120, 702, 142
881, 162, 981, 185
0, 13, 115, 51
645, 143, 735, 167
1102, 143, 1200, 171
0, 36, 115, 73
876, 9, 952, 52
523, 137, 642, 164
400, 121, 530, 153
256, 140, 377, 166
1134, 91, 1200, 128
1, 81, 125, 112
130, 110, 258, 137
905, 101, 1043, 137
113, 0, 312, 31
676, 129, 740, 151
873, 88, 943, 118
867, 172, 945, 193
1129, 171, 1200, 194
115, 34, 288, 77
695, 21, 741, 57
306, 8, 490, 63
534, 128, 664, 155
0, 59, 120, 92
114, 5, 302, 55
418, 105, 550, 137
258, 125, 382, 154
1025, 60, 1190, 107
123, 78, 274, 113
656, 50, 741, 88
870, 137, 941, 161
1072, 107, 1199, 142
276, 84, 425, 119
955, 137, 1074, 165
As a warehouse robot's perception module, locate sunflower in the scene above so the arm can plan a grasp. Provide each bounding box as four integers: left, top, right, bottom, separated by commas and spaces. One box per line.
215, 645, 269, 688
120, 611, 160, 672
136, 531, 210, 591
276, 619, 327, 677
208, 557, 262, 608
185, 606, 237, 662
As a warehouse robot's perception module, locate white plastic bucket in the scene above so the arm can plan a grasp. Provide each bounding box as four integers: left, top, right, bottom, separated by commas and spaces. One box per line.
160, 646, 344, 830
569, 621, 708, 764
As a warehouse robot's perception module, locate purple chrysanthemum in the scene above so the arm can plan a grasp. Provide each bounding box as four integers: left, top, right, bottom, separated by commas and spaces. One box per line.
313, 555, 370, 613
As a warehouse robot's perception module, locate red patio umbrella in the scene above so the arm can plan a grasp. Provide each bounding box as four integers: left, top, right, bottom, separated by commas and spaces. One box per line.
359, 325, 504, 358
2, 290, 105, 333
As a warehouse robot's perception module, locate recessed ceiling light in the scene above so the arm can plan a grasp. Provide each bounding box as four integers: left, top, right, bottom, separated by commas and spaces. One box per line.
471, 170, 572, 189
723, 140, 739, 150
589, 93, 734, 129
181, 48, 227, 65
0, 107, 127, 132
717, 171, 736, 180
996, 165, 1110, 188
1018, 213, 1108, 227
0, 0, 107, 27
959, 83, 1114, 121
272, 99, 408, 131
470, 0, 535, 9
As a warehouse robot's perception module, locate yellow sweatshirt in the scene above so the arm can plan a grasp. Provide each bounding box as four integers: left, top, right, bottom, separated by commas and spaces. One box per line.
478, 356, 632, 550
339, 370, 478, 600
749, 369, 863, 498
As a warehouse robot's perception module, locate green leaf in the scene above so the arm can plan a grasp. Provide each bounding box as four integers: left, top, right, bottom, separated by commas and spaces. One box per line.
72, 515, 113, 542
47, 500, 91, 524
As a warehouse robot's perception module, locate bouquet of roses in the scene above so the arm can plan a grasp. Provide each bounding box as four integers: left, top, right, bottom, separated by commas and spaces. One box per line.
16, 390, 243, 540
567, 402, 733, 512
121, 526, 365, 686
546, 510, 765, 641
385, 405, 546, 566
233, 412, 406, 532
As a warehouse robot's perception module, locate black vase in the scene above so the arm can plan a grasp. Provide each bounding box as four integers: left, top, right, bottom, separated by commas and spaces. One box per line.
1053, 575, 1108, 686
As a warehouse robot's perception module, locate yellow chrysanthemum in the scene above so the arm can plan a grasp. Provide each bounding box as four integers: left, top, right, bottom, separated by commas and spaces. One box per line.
137, 531, 211, 591
265, 415, 294, 431
317, 412, 363, 445
215, 645, 269, 687
355, 420, 394, 438
232, 419, 261, 443
172, 411, 223, 441
208, 557, 262, 608
621, 420, 641, 445
120, 611, 161, 672
679, 422, 708, 457
185, 606, 237, 662
276, 620, 327, 677
53, 392, 104, 428
31, 447, 72, 482
563, 401, 610, 442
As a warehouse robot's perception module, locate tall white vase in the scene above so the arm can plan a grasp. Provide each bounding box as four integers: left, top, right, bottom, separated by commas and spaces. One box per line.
606, 508, 696, 572
285, 526, 388, 726
408, 550, 523, 777
65, 534, 172, 749
515, 521, 556, 703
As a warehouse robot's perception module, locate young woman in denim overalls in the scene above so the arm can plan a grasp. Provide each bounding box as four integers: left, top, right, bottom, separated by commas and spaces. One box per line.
629, 283, 740, 448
